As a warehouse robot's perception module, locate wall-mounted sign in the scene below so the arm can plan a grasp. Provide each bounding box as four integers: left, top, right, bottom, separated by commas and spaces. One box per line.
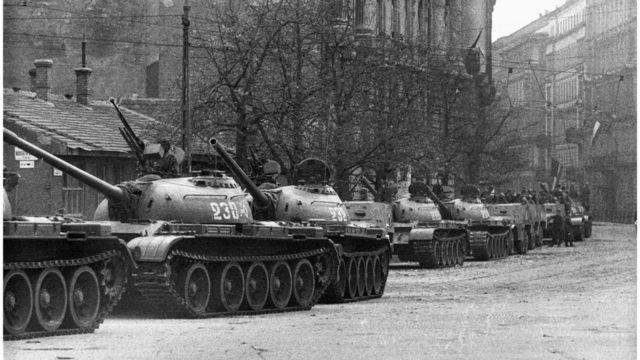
15, 148, 38, 161
53, 168, 63, 176
19, 161, 35, 168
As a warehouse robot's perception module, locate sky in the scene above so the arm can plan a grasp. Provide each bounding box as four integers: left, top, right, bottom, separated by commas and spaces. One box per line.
492, 0, 568, 41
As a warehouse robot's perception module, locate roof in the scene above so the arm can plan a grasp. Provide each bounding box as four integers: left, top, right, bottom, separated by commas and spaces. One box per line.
3, 89, 185, 155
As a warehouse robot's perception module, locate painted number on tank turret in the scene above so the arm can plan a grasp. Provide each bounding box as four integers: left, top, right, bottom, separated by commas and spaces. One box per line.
210, 201, 249, 221
329, 207, 348, 222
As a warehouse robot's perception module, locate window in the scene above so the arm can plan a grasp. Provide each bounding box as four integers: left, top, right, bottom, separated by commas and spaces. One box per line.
62, 162, 85, 217
355, 0, 365, 29
392, 0, 400, 38
377, 0, 386, 35
418, 0, 426, 37
405, 0, 412, 39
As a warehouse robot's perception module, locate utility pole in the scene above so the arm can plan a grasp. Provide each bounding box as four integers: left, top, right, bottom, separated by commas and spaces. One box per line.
182, 0, 192, 173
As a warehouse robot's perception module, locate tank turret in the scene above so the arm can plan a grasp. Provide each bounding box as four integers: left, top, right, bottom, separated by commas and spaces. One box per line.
210, 138, 348, 225
4, 129, 252, 224
209, 138, 270, 208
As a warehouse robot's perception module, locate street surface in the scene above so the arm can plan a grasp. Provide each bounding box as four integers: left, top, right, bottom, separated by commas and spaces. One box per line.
4, 224, 636, 360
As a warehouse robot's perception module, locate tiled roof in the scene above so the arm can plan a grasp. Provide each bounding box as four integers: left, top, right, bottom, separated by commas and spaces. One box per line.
3, 89, 177, 154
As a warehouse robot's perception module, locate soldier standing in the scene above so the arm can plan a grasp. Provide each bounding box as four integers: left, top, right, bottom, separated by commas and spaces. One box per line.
549, 209, 564, 247
564, 216, 575, 247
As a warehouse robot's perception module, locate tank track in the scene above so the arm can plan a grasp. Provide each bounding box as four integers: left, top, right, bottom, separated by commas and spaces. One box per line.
321, 246, 390, 303
415, 232, 468, 269
129, 247, 333, 318
4, 250, 130, 341
469, 229, 512, 261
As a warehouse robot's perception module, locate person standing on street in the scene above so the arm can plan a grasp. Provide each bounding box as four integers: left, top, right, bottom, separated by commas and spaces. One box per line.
550, 209, 564, 247
564, 216, 575, 247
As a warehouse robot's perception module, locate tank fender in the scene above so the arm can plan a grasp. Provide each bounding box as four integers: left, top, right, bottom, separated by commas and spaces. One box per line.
127, 235, 185, 262
408, 228, 437, 241
113, 237, 138, 269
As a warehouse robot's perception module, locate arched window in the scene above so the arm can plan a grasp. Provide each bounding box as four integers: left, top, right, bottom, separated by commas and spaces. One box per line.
392, 0, 400, 38
377, 0, 386, 35
355, 0, 365, 29
405, 0, 412, 39
418, 0, 425, 38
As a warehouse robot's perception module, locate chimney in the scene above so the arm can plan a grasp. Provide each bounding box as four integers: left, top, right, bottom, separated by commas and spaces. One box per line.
28, 68, 37, 92
34, 59, 53, 101
74, 67, 92, 105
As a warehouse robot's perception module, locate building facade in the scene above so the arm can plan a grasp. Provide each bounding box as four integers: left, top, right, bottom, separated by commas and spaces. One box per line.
493, 0, 636, 222
583, 0, 636, 222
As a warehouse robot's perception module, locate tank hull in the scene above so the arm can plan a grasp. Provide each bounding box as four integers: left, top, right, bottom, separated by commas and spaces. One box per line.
119, 222, 338, 317
3, 219, 133, 340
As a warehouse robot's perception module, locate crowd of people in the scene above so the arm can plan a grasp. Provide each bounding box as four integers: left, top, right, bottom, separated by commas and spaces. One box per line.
480, 183, 589, 211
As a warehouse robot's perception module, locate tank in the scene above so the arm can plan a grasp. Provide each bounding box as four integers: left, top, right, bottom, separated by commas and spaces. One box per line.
389, 183, 469, 268
211, 138, 391, 303
435, 185, 515, 261
485, 199, 541, 253
2, 142, 134, 340
538, 185, 592, 242
347, 182, 468, 269
567, 201, 592, 241
4, 128, 337, 319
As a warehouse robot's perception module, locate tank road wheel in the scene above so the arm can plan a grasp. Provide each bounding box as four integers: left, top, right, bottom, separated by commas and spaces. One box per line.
438, 242, 446, 267
65, 266, 100, 330
269, 261, 292, 310
372, 256, 383, 295
356, 257, 366, 297
245, 262, 269, 311
451, 240, 459, 265
100, 255, 127, 300
500, 237, 509, 258
364, 257, 374, 296
324, 258, 347, 301
33, 268, 68, 332
218, 262, 244, 313
449, 240, 456, 265
292, 259, 315, 308
4, 270, 33, 335
457, 239, 465, 266
487, 236, 497, 259
335, 258, 347, 298
346, 257, 358, 299
445, 241, 452, 266
178, 263, 211, 315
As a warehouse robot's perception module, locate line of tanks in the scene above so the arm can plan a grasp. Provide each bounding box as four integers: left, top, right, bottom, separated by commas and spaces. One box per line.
346, 181, 592, 269
3, 122, 591, 340
3, 127, 391, 340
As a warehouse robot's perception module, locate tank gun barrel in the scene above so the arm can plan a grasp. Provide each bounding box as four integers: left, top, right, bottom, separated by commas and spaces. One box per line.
424, 186, 454, 220
209, 138, 270, 207
3, 128, 128, 203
